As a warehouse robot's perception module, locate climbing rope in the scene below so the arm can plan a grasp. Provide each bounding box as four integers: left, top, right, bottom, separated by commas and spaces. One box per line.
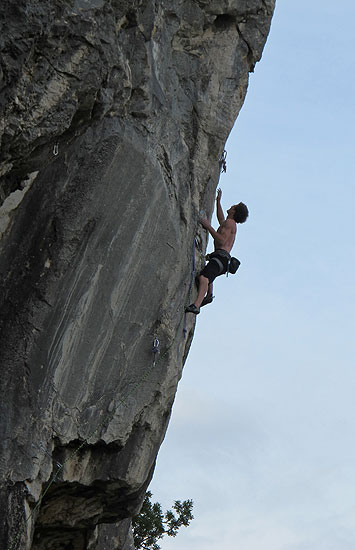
9, 237, 198, 550
183, 237, 197, 338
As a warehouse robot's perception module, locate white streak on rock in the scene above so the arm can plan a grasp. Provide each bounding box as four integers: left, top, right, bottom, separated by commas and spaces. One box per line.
0, 171, 38, 239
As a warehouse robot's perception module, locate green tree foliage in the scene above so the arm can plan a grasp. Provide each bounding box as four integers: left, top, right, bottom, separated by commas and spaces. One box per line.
132, 491, 194, 550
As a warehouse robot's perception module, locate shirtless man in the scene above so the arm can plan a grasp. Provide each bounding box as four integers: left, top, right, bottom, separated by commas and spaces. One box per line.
186, 189, 248, 315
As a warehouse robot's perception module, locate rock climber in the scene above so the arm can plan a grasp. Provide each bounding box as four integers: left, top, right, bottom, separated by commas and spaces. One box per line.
186, 188, 249, 315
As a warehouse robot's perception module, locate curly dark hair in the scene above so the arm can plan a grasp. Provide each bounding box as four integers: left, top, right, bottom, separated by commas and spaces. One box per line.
233, 202, 249, 223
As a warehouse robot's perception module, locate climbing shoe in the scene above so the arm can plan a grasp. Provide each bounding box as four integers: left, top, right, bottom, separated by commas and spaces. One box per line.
185, 304, 200, 315
201, 295, 214, 307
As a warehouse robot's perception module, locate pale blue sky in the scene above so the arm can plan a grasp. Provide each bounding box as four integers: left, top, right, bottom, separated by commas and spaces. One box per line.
150, 2, 355, 549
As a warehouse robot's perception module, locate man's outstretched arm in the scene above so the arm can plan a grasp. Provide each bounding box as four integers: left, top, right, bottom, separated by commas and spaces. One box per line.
216, 188, 225, 224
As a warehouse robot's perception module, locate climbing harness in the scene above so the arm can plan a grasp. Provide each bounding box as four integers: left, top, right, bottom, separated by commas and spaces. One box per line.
205, 249, 241, 277
219, 149, 227, 173
53, 143, 59, 156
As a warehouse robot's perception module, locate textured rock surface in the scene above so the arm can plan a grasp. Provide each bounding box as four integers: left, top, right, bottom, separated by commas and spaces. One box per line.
0, 1, 274, 548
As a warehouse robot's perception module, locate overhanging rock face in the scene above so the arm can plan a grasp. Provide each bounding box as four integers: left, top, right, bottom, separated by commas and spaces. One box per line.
0, 1, 275, 548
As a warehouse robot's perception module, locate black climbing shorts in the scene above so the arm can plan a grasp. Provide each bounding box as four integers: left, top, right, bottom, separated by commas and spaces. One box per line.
200, 254, 229, 283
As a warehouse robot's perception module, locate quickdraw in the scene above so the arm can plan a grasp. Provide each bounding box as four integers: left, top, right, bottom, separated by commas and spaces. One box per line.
219, 149, 227, 173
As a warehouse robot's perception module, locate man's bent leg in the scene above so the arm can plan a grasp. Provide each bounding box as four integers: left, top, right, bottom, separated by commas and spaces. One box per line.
201, 282, 214, 307
186, 275, 210, 314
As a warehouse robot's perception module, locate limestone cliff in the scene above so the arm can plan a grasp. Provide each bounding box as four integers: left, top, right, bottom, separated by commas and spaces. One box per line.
0, 1, 275, 548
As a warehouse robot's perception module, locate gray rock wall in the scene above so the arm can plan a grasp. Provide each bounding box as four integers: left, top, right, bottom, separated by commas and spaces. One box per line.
0, 1, 275, 548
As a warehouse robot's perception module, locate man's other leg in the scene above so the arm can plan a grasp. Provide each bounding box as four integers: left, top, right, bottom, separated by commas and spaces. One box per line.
194, 275, 209, 308
201, 282, 214, 307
